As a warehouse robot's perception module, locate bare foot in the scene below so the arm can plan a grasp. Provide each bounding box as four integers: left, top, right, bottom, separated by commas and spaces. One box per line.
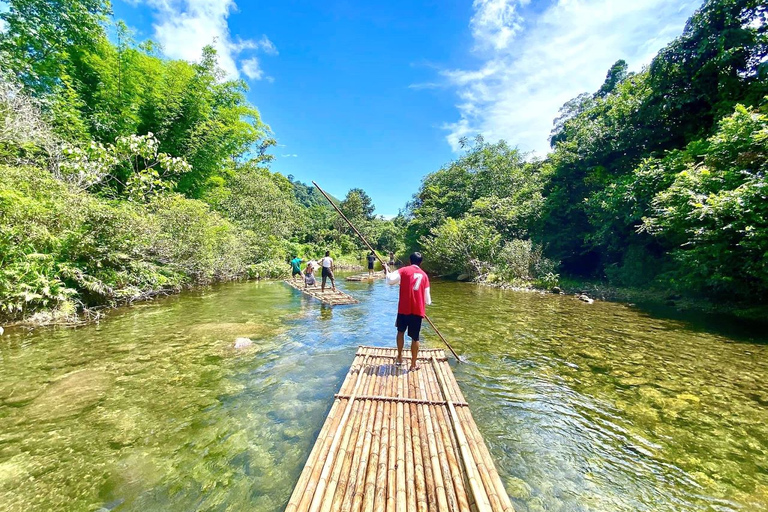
396, 356, 403, 365
409, 365, 420, 372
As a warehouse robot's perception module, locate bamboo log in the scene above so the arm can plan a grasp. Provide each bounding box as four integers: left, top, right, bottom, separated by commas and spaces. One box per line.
320, 362, 376, 512
333, 395, 467, 406
372, 361, 395, 512
395, 364, 407, 512
431, 356, 493, 512
408, 362, 428, 512
307, 355, 371, 512
287, 351, 364, 512
424, 360, 470, 512
337, 354, 380, 512
348, 353, 386, 512
415, 361, 450, 511
437, 358, 514, 512
421, 361, 462, 512
360, 359, 390, 512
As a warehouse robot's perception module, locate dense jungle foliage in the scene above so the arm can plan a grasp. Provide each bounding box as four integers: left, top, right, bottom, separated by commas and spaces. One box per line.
0, 0, 403, 323
406, 0, 767, 304
1, 0, 766, 323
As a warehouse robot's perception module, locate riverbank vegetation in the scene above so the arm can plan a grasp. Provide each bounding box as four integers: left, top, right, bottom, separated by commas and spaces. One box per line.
407, 0, 767, 310
0, 0, 401, 324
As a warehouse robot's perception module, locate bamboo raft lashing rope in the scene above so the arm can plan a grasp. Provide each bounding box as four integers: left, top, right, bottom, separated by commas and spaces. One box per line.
284, 279, 359, 306
286, 346, 516, 512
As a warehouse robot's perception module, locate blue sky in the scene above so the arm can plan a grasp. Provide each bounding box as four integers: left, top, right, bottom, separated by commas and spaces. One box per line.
114, 0, 701, 216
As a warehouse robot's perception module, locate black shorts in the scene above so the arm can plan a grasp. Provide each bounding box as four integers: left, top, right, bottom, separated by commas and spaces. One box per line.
292, 269, 301, 276
368, 262, 374, 270
396, 313, 423, 341
321, 267, 334, 278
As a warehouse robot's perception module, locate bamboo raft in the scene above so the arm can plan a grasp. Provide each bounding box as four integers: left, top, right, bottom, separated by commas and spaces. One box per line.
345, 271, 386, 282
286, 346, 515, 512
284, 279, 359, 306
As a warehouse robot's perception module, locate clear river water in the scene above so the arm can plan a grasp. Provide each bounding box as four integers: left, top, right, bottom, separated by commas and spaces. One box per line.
0, 278, 767, 512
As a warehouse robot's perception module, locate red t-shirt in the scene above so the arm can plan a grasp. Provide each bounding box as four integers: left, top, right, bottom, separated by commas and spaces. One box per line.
397, 265, 430, 317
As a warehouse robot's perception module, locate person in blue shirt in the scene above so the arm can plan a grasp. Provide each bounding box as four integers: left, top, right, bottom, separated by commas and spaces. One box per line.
290, 256, 303, 281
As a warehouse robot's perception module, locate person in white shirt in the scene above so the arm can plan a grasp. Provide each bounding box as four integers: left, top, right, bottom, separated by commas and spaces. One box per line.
320, 251, 336, 293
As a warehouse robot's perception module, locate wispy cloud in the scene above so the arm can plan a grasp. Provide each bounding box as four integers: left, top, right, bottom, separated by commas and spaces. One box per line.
281, 153, 298, 158
439, 0, 701, 154
130, 0, 277, 81
241, 57, 264, 80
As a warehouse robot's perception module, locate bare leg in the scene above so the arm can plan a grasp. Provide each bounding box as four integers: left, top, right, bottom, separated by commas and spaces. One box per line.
330, 275, 336, 291
410, 340, 419, 371
321, 274, 326, 293
396, 330, 405, 365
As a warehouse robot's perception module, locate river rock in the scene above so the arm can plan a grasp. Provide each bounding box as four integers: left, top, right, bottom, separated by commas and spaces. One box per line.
577, 294, 594, 304
551, 286, 562, 294
504, 476, 532, 500
25, 369, 113, 421
234, 337, 253, 349
456, 274, 471, 282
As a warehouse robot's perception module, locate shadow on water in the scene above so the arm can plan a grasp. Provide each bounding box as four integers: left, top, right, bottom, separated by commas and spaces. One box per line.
0, 278, 766, 511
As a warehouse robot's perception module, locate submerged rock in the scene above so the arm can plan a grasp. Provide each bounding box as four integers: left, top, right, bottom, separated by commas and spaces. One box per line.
456, 274, 471, 282
551, 286, 562, 294
577, 294, 594, 304
25, 369, 113, 421
504, 476, 532, 500
234, 337, 253, 349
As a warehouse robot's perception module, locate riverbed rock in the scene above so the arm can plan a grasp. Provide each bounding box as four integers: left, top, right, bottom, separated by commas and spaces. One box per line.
551, 286, 562, 294
25, 369, 113, 421
577, 294, 594, 304
456, 274, 471, 282
504, 476, 532, 500
234, 337, 253, 349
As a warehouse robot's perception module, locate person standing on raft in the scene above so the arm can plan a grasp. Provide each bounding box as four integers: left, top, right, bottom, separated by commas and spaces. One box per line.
366, 251, 376, 277
290, 255, 303, 281
320, 251, 336, 293
384, 252, 432, 371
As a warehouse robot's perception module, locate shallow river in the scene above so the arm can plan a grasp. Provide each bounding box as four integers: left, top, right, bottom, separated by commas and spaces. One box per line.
1, 279, 767, 512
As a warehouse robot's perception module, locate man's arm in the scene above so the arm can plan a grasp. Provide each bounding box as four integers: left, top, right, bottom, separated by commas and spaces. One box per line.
384, 264, 401, 285
424, 286, 432, 306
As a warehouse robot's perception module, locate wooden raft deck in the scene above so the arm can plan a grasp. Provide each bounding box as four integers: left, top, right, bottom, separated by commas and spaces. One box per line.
286, 346, 514, 512
345, 271, 385, 282
284, 279, 359, 305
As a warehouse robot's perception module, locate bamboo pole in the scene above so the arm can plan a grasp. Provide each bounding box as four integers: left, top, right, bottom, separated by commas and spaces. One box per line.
360, 359, 390, 512
337, 353, 380, 512
430, 356, 493, 512
395, 364, 407, 512
424, 359, 470, 512
308, 355, 371, 512
348, 352, 386, 512
372, 358, 395, 512
287, 350, 365, 512
441, 359, 514, 512
408, 361, 429, 512
422, 359, 462, 512
415, 360, 450, 511
320, 363, 374, 512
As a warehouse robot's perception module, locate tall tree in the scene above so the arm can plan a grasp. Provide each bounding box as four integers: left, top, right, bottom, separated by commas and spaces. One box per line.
0, 0, 112, 94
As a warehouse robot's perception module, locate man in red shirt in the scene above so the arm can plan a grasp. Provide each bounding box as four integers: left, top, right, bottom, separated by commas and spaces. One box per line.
384, 252, 432, 371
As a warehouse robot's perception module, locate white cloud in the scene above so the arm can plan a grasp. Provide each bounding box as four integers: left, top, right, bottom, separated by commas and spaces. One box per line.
241, 57, 264, 80
441, 0, 701, 155
132, 0, 277, 81
281, 153, 298, 158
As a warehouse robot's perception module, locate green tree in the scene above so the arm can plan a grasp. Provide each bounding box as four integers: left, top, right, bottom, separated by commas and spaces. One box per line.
0, 0, 111, 94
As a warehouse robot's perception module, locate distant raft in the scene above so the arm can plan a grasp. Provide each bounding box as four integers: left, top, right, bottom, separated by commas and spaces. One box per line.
284, 279, 359, 306
286, 346, 515, 512
345, 271, 386, 282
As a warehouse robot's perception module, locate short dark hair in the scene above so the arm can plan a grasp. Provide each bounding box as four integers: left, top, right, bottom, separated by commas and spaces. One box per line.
409, 252, 423, 265
325, 250, 330, 256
